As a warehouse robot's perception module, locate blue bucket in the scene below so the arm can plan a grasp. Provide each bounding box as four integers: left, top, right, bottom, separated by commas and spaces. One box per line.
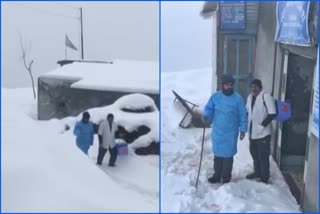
116, 143, 128, 156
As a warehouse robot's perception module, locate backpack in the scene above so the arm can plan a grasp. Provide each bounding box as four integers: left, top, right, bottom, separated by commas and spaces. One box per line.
262, 93, 291, 122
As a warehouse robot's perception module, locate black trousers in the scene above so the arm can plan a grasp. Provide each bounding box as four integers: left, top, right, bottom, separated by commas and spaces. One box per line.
97, 146, 118, 165
213, 156, 234, 182
249, 135, 271, 183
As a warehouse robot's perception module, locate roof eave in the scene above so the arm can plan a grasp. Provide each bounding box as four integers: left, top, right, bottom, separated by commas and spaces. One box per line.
200, 2, 218, 18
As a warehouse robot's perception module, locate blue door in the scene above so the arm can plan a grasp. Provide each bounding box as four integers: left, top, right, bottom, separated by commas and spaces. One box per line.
223, 35, 254, 99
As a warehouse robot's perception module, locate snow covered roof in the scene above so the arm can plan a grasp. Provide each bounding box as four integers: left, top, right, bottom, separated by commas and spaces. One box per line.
41, 59, 159, 94
200, 2, 218, 18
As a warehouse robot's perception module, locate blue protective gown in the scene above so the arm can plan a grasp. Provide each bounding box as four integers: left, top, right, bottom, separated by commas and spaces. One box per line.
73, 121, 94, 155
203, 91, 248, 157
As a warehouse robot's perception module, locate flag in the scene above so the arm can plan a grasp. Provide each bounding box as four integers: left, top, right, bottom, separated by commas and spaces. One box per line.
65, 34, 78, 51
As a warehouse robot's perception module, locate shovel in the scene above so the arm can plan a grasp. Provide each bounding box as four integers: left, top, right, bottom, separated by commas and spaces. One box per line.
195, 127, 206, 189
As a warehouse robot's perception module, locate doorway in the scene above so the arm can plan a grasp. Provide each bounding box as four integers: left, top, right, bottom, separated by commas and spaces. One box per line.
281, 53, 315, 203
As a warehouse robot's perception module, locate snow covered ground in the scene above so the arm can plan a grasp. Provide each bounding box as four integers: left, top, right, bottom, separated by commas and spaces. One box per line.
2, 88, 158, 212
161, 68, 301, 212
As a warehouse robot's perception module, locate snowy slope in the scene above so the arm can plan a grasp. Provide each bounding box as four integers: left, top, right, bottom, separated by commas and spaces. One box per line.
2, 88, 158, 212
161, 69, 301, 212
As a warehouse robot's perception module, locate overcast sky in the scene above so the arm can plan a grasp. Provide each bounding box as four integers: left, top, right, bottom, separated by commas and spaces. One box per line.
2, 2, 211, 88
2, 2, 159, 88
161, 1, 212, 72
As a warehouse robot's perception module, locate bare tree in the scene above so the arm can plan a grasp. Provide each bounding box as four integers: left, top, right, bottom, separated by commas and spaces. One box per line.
19, 33, 36, 99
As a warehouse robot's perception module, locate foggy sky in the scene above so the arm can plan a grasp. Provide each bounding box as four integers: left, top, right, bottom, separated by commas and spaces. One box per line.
2, 2, 159, 88
161, 1, 212, 72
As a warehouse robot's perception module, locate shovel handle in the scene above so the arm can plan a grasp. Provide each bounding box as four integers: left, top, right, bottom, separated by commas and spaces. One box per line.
195, 127, 206, 188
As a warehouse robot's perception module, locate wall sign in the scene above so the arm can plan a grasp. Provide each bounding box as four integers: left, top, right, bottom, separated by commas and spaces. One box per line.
219, 1, 246, 30
275, 1, 311, 46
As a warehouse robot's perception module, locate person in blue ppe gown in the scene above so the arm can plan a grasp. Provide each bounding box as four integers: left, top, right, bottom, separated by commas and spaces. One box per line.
203, 74, 248, 184
73, 111, 94, 155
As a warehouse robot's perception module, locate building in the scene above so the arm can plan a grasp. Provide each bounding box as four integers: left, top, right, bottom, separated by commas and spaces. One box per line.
201, 1, 318, 212
38, 59, 159, 120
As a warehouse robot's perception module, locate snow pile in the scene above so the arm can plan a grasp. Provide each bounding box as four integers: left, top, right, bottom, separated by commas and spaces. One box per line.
41, 59, 159, 94
116, 93, 156, 111
161, 69, 300, 212
2, 88, 158, 212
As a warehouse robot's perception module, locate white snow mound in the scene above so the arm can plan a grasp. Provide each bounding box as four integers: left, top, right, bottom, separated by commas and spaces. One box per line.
2, 88, 158, 212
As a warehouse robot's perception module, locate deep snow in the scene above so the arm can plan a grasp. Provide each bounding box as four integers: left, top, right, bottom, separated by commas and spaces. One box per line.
161, 68, 301, 212
2, 88, 158, 212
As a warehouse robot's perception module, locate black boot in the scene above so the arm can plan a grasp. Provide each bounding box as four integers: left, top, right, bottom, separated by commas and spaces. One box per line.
259, 178, 269, 184
222, 178, 231, 184
208, 174, 221, 183
221, 157, 233, 183
246, 172, 260, 179
208, 156, 223, 183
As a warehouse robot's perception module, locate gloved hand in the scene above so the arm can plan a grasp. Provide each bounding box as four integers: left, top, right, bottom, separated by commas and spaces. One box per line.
202, 116, 212, 127
192, 108, 202, 117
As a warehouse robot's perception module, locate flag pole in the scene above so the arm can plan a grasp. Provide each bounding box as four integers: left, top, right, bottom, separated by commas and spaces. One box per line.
80, 7, 84, 60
